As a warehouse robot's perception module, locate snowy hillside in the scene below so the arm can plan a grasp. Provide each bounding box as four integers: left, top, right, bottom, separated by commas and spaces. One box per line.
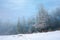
0, 30, 60, 40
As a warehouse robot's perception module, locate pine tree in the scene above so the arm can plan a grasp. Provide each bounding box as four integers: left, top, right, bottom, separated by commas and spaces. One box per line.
22, 16, 26, 33
27, 18, 33, 33
33, 4, 49, 32
17, 17, 21, 34
39, 5, 49, 28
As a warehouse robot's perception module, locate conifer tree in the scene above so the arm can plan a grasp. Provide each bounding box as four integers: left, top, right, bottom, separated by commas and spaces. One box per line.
22, 16, 26, 33
33, 4, 49, 32
17, 17, 21, 34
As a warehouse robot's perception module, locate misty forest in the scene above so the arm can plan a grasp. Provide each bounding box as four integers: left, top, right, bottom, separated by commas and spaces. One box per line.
0, 5, 60, 35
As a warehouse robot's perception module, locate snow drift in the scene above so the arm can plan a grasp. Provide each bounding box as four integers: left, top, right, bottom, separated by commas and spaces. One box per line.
0, 30, 60, 40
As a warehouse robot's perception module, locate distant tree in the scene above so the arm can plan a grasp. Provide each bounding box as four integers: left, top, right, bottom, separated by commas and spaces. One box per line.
17, 17, 20, 34
22, 16, 26, 33
17, 17, 22, 34
51, 8, 60, 30
27, 18, 32, 33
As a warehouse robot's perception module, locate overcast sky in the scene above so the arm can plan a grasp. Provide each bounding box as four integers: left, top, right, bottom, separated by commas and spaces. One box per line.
0, 0, 60, 23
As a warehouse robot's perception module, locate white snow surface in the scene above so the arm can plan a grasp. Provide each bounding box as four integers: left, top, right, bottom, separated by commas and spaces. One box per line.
0, 30, 60, 40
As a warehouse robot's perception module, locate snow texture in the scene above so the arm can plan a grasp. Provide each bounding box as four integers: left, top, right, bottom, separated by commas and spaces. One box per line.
0, 30, 60, 40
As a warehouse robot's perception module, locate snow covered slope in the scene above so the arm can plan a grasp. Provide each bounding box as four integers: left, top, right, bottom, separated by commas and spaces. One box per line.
0, 30, 60, 40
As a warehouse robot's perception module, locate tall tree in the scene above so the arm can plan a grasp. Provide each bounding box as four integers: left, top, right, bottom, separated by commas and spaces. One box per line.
17, 17, 21, 34
51, 8, 60, 30
33, 4, 49, 32
27, 18, 32, 33
22, 16, 26, 33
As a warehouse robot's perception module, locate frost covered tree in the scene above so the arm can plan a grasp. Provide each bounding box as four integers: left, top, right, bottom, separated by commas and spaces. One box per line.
33, 5, 49, 32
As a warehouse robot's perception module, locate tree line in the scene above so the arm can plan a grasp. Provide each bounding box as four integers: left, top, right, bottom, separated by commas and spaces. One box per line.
17, 6, 60, 34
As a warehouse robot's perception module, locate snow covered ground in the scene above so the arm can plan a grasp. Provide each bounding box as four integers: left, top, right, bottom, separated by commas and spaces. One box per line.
0, 30, 60, 40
